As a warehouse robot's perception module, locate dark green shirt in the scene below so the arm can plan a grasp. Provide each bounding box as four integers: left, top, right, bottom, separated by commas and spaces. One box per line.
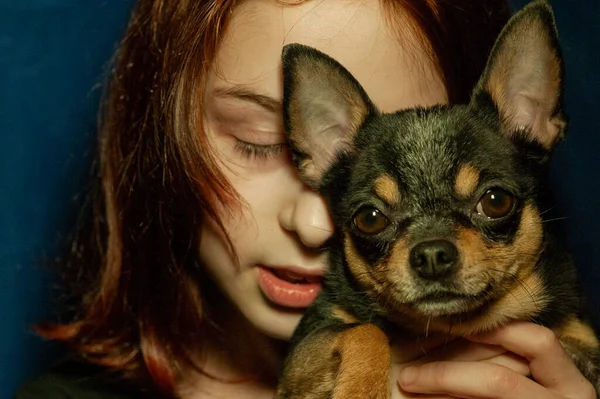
14, 361, 163, 399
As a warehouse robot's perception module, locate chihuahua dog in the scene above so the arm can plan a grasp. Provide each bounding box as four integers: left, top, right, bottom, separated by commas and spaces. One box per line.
275, 1, 600, 398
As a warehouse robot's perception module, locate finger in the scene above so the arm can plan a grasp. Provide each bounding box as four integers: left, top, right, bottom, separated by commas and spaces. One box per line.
393, 368, 459, 399
404, 340, 529, 380
398, 361, 561, 399
395, 385, 458, 399
397, 390, 462, 399
391, 337, 504, 365
391, 336, 454, 364
485, 352, 529, 377
467, 322, 594, 397
394, 338, 507, 365
409, 339, 528, 377
426, 339, 507, 362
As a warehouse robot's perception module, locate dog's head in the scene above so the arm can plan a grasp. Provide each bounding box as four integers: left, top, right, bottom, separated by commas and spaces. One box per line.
281, 0, 566, 334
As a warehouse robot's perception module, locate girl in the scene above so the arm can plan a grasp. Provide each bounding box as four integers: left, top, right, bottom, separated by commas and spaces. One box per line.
17, 0, 596, 398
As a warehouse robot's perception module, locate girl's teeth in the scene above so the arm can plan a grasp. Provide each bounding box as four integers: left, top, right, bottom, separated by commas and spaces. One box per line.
272, 269, 321, 284
278, 270, 305, 282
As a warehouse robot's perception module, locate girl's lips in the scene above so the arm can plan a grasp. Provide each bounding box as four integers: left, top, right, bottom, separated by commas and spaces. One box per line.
257, 266, 322, 309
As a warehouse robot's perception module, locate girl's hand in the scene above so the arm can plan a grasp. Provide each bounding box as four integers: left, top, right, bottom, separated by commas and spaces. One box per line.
390, 331, 528, 398
396, 322, 596, 399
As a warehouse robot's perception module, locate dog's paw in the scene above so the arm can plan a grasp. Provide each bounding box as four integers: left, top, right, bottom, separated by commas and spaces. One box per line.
275, 326, 342, 399
560, 336, 600, 396
276, 324, 391, 399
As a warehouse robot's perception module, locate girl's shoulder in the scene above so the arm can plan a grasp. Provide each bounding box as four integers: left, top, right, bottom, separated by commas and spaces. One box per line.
15, 360, 156, 399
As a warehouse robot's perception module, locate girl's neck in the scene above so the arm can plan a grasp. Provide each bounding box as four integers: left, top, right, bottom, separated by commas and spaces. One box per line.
177, 292, 288, 397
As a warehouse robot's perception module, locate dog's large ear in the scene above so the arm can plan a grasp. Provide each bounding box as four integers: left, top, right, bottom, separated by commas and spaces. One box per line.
473, 0, 566, 151
282, 44, 375, 188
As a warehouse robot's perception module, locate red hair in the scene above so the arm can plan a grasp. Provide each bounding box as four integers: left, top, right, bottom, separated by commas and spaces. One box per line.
40, 0, 510, 396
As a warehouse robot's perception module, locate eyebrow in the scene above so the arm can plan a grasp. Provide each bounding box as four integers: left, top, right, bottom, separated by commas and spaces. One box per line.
212, 86, 281, 113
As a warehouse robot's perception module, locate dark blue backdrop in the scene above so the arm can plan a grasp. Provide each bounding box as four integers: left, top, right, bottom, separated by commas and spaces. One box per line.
1, 1, 135, 397
1, 0, 598, 397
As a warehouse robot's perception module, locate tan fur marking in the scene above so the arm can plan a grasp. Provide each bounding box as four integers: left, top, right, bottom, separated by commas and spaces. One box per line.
277, 329, 339, 398
455, 164, 480, 198
458, 203, 542, 282
380, 238, 412, 302
387, 238, 411, 271
333, 324, 391, 399
419, 272, 548, 335
277, 324, 391, 398
331, 305, 360, 324
344, 232, 381, 294
344, 232, 412, 309
557, 317, 600, 350
472, 272, 547, 333
374, 175, 401, 205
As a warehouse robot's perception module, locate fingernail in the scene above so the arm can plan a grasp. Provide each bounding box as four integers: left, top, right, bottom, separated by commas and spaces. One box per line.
399, 366, 417, 386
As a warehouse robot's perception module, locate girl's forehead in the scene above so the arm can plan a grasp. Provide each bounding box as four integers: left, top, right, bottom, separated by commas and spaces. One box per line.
208, 0, 448, 113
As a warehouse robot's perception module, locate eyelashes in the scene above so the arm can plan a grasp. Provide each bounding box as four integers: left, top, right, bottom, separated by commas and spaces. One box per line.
234, 139, 287, 160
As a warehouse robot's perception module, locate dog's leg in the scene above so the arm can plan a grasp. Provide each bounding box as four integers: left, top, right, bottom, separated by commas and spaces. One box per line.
276, 323, 391, 399
276, 325, 342, 399
332, 323, 391, 399
556, 316, 600, 395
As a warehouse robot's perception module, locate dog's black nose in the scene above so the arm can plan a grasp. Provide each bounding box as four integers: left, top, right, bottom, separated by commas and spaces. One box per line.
409, 240, 458, 280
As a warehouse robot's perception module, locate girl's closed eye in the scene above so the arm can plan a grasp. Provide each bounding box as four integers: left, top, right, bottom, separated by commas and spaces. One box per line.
234, 139, 287, 160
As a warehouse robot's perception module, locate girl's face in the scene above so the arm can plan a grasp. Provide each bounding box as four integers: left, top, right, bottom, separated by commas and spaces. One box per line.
200, 0, 448, 340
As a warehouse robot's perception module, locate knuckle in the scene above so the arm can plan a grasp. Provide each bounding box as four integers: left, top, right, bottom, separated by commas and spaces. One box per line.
535, 327, 560, 354
487, 366, 520, 394
580, 380, 596, 399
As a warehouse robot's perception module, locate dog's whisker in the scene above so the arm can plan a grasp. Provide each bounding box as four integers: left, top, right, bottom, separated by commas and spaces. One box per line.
304, 225, 334, 233
488, 267, 539, 311
539, 206, 556, 216
419, 343, 429, 357
542, 216, 568, 224
445, 322, 454, 344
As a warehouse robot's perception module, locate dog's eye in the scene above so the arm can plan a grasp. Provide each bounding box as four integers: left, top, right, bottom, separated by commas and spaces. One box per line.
475, 188, 514, 219
353, 207, 389, 235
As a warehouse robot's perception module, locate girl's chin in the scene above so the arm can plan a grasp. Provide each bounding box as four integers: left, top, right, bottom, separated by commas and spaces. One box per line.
247, 300, 305, 341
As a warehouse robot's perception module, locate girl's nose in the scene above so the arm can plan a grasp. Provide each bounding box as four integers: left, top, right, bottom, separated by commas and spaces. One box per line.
279, 187, 334, 249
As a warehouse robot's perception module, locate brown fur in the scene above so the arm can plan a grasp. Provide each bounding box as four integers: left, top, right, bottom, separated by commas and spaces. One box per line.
556, 318, 600, 389
344, 233, 414, 302
557, 317, 600, 350
331, 305, 360, 324
276, 325, 391, 399
333, 324, 391, 399
433, 272, 549, 335
456, 203, 542, 287
455, 164, 480, 198
374, 175, 401, 205
276, 329, 340, 399
344, 232, 382, 295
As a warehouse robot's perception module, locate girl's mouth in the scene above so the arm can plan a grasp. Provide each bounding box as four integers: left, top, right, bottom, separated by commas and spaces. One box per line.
257, 266, 322, 309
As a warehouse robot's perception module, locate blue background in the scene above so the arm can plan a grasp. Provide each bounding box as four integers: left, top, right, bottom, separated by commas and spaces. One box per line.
1, 1, 135, 396
1, 0, 598, 397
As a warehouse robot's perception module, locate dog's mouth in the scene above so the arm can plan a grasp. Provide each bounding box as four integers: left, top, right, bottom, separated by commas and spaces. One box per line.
407, 284, 495, 317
